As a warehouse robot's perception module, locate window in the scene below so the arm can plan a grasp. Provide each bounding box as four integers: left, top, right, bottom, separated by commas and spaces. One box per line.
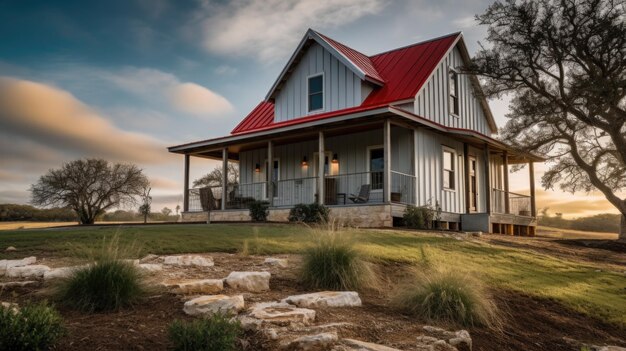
443, 148, 455, 190
449, 69, 459, 116
368, 147, 384, 190
308, 74, 323, 112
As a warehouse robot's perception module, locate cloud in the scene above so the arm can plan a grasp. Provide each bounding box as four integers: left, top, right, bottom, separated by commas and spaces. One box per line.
214, 65, 238, 76
150, 176, 181, 190
0, 77, 169, 164
199, 0, 387, 62
102, 67, 233, 118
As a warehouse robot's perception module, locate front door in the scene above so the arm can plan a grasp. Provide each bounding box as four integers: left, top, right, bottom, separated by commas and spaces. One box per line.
265, 159, 279, 199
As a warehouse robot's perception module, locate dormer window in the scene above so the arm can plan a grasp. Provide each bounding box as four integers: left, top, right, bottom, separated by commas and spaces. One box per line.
308, 74, 324, 112
449, 69, 459, 116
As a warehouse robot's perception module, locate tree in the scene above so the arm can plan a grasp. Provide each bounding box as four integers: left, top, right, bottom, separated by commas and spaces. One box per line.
161, 207, 172, 217
193, 164, 239, 188
470, 0, 626, 240
31, 159, 149, 225
139, 187, 152, 224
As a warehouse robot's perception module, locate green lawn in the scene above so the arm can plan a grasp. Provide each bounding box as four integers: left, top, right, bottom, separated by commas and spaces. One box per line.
1, 223, 625, 326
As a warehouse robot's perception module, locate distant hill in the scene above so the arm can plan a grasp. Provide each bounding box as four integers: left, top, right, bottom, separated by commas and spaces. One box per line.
538, 212, 620, 234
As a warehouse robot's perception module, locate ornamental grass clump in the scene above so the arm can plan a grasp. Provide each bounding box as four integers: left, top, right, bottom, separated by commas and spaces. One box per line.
0, 302, 64, 351
168, 313, 242, 351
392, 268, 501, 328
300, 228, 378, 291
55, 234, 147, 312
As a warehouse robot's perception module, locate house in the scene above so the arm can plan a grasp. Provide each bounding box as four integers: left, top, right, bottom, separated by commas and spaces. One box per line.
168, 29, 541, 235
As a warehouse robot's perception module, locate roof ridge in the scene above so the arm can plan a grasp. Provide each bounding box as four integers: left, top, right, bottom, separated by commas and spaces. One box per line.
313, 30, 371, 58
370, 31, 462, 58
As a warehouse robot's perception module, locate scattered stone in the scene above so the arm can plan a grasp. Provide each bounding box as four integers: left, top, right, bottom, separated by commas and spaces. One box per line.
340, 338, 402, 351
43, 267, 76, 280
1, 301, 18, 312
285, 332, 338, 351
0, 256, 37, 272
264, 257, 288, 268
248, 301, 316, 327
284, 291, 361, 308
564, 338, 626, 351
168, 279, 224, 294
0, 281, 37, 288
422, 326, 470, 351
162, 255, 214, 267
6, 265, 51, 278
183, 294, 244, 316
139, 254, 159, 263
138, 263, 163, 272
122, 259, 140, 266
225, 271, 270, 292
5, 246, 17, 251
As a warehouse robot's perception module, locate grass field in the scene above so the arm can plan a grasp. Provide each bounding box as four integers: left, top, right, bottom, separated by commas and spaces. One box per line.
1, 223, 625, 326
537, 225, 619, 240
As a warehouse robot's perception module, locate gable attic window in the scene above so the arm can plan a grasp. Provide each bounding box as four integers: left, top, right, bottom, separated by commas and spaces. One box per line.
308, 74, 324, 112
449, 69, 459, 116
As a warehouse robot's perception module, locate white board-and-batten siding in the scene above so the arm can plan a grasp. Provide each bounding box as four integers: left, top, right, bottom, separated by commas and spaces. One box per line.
414, 46, 492, 136
273, 42, 369, 122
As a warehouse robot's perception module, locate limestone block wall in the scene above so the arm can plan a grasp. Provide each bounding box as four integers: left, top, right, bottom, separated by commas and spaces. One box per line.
181, 204, 393, 228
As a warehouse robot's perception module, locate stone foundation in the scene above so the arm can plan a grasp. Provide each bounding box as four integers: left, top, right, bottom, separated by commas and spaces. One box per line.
181, 204, 393, 228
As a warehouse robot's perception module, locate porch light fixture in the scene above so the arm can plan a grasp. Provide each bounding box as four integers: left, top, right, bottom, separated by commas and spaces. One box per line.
255, 163, 260, 173
332, 154, 338, 163
301, 156, 308, 166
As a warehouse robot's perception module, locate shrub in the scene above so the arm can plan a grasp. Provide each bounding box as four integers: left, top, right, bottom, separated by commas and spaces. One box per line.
168, 313, 241, 351
391, 269, 500, 328
288, 203, 329, 223
56, 235, 147, 312
300, 230, 377, 291
248, 201, 269, 222
403, 200, 441, 229
0, 302, 64, 351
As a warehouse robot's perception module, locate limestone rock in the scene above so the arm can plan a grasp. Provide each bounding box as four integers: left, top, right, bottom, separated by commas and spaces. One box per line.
138, 263, 163, 272
285, 332, 338, 351
225, 271, 271, 292
162, 255, 214, 267
284, 291, 361, 308
422, 326, 471, 351
183, 294, 244, 316
264, 257, 288, 268
170, 279, 224, 294
0, 281, 37, 288
340, 339, 403, 351
43, 267, 76, 280
6, 265, 51, 278
0, 256, 36, 271
1, 301, 18, 312
140, 254, 159, 263
5, 246, 17, 251
248, 301, 316, 326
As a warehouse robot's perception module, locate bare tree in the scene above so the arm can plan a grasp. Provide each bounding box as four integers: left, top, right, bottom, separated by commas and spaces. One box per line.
161, 207, 172, 216
138, 187, 152, 224
193, 164, 239, 188
470, 0, 626, 239
31, 159, 149, 225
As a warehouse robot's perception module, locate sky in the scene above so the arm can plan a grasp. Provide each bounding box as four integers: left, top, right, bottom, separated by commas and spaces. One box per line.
0, 0, 615, 218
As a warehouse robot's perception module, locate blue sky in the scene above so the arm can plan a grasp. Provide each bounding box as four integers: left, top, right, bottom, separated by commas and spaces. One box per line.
0, 0, 614, 216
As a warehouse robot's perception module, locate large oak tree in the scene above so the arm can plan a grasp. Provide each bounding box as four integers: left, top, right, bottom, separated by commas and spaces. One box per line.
31, 159, 149, 224
470, 0, 626, 239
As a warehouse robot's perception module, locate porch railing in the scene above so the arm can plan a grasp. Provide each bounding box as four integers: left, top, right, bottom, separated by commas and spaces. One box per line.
492, 188, 532, 216
325, 172, 384, 204
391, 171, 416, 205
274, 177, 318, 207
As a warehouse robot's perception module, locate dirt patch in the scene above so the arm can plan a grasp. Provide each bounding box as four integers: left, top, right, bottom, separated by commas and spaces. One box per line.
554, 239, 626, 254
2, 253, 625, 351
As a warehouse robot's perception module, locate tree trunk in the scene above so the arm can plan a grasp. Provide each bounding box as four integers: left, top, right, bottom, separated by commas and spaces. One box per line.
618, 213, 626, 242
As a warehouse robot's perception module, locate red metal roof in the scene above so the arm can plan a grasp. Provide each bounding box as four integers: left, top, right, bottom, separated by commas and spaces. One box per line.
231, 32, 461, 135
316, 31, 385, 85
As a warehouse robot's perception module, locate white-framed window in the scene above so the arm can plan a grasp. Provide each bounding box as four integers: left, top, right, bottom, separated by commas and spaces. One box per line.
366, 145, 384, 191
449, 68, 459, 116
442, 147, 456, 191
307, 73, 324, 112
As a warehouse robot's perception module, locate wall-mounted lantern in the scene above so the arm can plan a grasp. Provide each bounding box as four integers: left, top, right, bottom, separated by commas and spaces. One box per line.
301, 156, 308, 166
255, 163, 261, 173
332, 153, 338, 163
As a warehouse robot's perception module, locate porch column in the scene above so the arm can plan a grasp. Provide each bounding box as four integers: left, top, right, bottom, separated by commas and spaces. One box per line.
483, 145, 491, 214
529, 161, 537, 217
183, 154, 190, 212
503, 151, 510, 214
221, 148, 228, 210
383, 119, 391, 203
463, 143, 470, 213
267, 141, 274, 207
413, 128, 418, 205
318, 131, 325, 205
